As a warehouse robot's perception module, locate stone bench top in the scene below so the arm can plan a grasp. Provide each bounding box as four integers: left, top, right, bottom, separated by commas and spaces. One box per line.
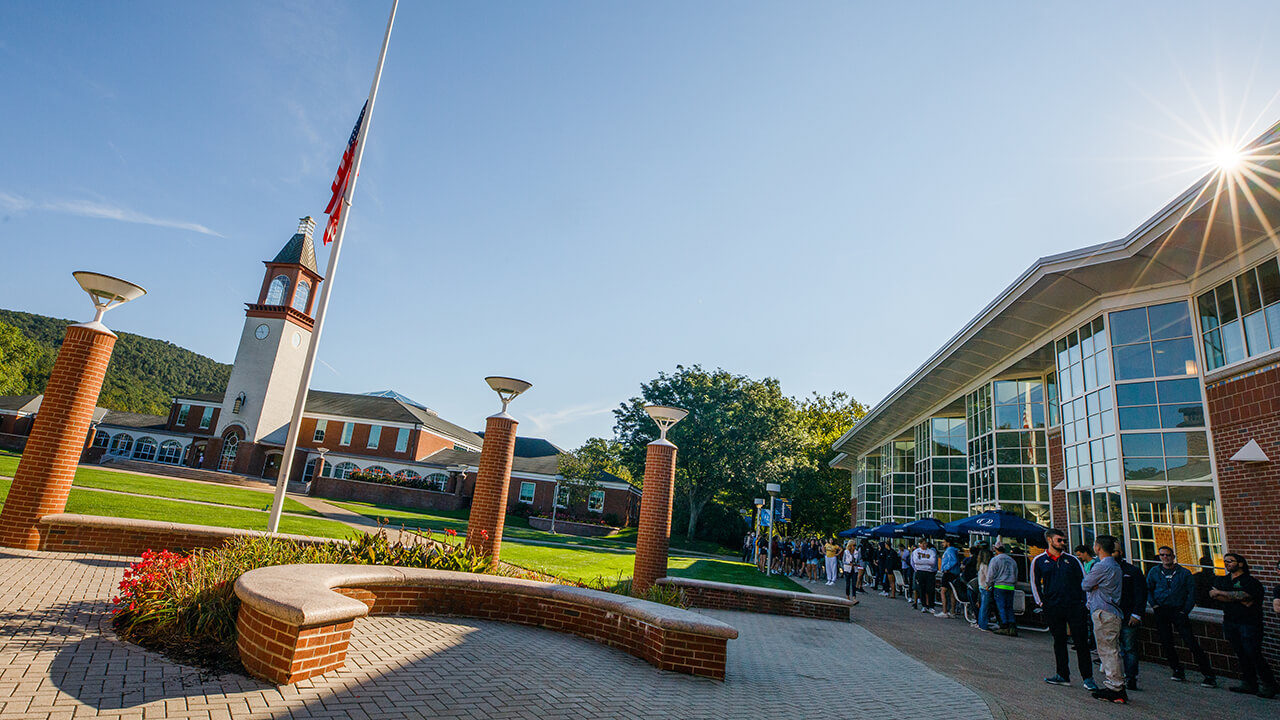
40, 513, 328, 545
657, 576, 855, 607
235, 564, 740, 639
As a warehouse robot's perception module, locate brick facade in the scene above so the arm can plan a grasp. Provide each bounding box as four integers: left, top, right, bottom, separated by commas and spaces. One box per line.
633, 441, 677, 594
0, 325, 116, 550
466, 414, 517, 559
1046, 427, 1065, 529
1204, 361, 1280, 673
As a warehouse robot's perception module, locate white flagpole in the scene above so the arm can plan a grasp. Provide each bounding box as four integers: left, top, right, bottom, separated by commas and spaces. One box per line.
268, 0, 399, 533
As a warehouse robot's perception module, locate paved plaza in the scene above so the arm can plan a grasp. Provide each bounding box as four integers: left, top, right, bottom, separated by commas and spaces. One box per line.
0, 549, 989, 720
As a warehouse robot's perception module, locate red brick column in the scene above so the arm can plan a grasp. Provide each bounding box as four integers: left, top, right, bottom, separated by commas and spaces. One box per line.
0, 324, 116, 549
633, 440, 677, 594
1046, 427, 1065, 528
466, 413, 517, 559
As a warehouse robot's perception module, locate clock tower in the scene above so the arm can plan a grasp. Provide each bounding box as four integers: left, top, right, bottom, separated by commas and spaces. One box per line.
206, 217, 324, 476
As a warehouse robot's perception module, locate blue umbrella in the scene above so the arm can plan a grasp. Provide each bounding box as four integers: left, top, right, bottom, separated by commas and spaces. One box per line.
869, 522, 905, 538
836, 527, 858, 538
944, 510, 1048, 543
898, 517, 947, 538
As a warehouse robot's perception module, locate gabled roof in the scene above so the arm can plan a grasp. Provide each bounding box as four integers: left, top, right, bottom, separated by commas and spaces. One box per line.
0, 395, 41, 413
304, 390, 483, 447
419, 446, 561, 477
97, 410, 168, 431
271, 229, 320, 275
475, 432, 564, 458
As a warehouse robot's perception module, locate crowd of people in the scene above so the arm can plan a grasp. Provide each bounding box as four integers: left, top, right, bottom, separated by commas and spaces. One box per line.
741, 527, 1280, 706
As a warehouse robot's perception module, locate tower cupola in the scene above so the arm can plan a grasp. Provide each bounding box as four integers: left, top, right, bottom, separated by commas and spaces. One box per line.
252, 217, 325, 326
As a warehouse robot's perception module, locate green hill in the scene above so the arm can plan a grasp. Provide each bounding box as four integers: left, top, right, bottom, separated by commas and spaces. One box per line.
0, 309, 230, 416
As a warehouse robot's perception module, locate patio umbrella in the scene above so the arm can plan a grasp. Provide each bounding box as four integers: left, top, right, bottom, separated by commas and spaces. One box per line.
943, 509, 1048, 543
836, 527, 858, 539
869, 522, 905, 538
898, 517, 947, 538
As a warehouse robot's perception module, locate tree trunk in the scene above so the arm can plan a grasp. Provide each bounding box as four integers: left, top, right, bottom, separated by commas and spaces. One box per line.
686, 493, 708, 538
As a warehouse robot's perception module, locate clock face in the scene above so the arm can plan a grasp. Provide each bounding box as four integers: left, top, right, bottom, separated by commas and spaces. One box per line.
292, 331, 302, 347
255, 324, 270, 340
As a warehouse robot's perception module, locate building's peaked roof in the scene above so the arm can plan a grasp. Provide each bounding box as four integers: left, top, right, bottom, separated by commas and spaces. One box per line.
420, 446, 562, 476
363, 390, 432, 413
270, 218, 320, 275
98, 409, 168, 431
475, 432, 564, 458
173, 392, 224, 404
304, 390, 482, 448
0, 395, 41, 413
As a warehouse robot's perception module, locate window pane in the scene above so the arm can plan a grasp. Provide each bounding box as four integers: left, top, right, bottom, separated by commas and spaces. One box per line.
1238, 269, 1264, 315
1121, 432, 1163, 457
1103, 435, 1118, 461
1116, 382, 1156, 406
1217, 283, 1239, 323
1118, 405, 1160, 430
1124, 457, 1166, 482
1168, 485, 1215, 523
1110, 307, 1150, 345
1152, 338, 1196, 377
1259, 258, 1280, 306
1243, 311, 1271, 355
1113, 343, 1154, 380
994, 380, 1020, 405
1127, 485, 1170, 523
1165, 457, 1212, 483
1148, 301, 1192, 339
1267, 305, 1280, 351
1221, 321, 1246, 365
1156, 378, 1201, 404
1202, 329, 1225, 371
1160, 403, 1204, 428
1197, 291, 1219, 332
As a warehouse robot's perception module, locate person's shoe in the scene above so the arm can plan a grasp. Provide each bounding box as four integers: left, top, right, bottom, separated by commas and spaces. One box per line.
933, 610, 946, 617
850, 598, 860, 606
1092, 687, 1128, 704
1170, 670, 1186, 682
879, 591, 889, 597
1200, 676, 1217, 688
1258, 684, 1278, 699
1228, 683, 1259, 695
1044, 675, 1071, 686
1082, 678, 1099, 691
1126, 678, 1139, 691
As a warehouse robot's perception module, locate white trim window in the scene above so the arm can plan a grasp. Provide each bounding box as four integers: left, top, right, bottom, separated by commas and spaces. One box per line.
367, 425, 381, 449
556, 485, 570, 508
266, 274, 290, 305
427, 473, 448, 491
92, 430, 110, 448
132, 437, 158, 461
588, 490, 605, 513
394, 469, 422, 483
199, 407, 214, 430
340, 422, 354, 446
157, 440, 183, 464
292, 280, 311, 312
313, 419, 327, 442
395, 427, 410, 453
332, 461, 358, 479
176, 404, 190, 426
365, 465, 391, 478
109, 433, 133, 456
519, 482, 536, 503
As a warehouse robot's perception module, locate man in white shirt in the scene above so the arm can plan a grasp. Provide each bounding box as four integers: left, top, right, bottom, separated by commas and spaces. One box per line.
911, 538, 939, 613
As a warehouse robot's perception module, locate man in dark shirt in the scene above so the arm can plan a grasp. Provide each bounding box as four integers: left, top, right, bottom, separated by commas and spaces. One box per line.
1209, 553, 1277, 698
1146, 546, 1216, 687
1031, 528, 1096, 690
1114, 546, 1146, 691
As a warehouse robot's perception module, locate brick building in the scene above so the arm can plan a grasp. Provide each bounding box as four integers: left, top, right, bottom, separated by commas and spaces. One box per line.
830, 124, 1280, 672
0, 217, 640, 525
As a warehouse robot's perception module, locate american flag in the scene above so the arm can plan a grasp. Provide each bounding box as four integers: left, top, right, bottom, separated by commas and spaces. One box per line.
323, 101, 368, 245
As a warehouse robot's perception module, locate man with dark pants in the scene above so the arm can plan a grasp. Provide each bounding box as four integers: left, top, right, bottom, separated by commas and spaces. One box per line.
1031, 528, 1096, 690
1146, 546, 1216, 687
1210, 553, 1277, 698
911, 538, 938, 613
1114, 545, 1146, 691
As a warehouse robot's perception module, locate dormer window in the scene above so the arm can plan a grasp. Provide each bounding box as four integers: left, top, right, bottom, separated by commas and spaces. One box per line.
233, 392, 246, 414
292, 280, 311, 312
266, 275, 290, 305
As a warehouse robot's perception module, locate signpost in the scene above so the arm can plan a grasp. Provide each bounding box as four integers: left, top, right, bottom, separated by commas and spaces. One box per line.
765, 483, 781, 576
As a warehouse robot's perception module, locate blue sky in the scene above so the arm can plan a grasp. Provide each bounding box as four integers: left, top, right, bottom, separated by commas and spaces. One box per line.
3, 1, 1280, 448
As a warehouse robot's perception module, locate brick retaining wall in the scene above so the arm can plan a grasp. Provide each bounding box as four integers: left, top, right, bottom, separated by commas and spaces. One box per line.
36, 514, 332, 556
310, 474, 466, 512
527, 516, 618, 537
657, 577, 854, 622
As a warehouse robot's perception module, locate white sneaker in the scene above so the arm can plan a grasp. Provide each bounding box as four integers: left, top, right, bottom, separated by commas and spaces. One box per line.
933, 610, 946, 617
920, 607, 931, 613
879, 591, 889, 597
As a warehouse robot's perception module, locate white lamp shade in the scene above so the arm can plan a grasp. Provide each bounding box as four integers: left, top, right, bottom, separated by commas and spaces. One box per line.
644, 405, 689, 424
485, 376, 533, 397
73, 271, 146, 308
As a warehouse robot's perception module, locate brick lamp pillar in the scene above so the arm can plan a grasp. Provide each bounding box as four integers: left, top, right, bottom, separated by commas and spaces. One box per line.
632, 405, 688, 594
465, 376, 531, 561
0, 272, 145, 550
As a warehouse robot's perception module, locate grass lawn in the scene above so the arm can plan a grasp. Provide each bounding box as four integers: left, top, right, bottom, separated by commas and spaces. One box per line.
499, 542, 806, 593
0, 454, 318, 516
0, 478, 357, 540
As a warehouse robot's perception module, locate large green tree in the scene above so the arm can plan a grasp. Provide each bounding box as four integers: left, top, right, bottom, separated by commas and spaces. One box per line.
0, 322, 46, 396
614, 365, 800, 538
787, 391, 868, 534
556, 437, 633, 507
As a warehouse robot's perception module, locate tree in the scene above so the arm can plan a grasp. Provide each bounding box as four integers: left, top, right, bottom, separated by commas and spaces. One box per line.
613, 365, 801, 539
556, 437, 633, 511
787, 391, 868, 534
0, 322, 44, 396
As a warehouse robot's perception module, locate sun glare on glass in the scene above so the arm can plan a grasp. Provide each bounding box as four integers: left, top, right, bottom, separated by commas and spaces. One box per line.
1213, 145, 1245, 171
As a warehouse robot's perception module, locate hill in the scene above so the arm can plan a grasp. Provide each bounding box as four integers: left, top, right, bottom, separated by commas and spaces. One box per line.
0, 309, 230, 416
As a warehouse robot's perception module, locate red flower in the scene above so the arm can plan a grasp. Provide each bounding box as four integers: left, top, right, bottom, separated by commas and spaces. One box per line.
445, 528, 457, 537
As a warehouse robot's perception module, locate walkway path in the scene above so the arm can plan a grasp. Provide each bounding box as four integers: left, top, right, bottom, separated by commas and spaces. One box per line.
0, 549, 988, 720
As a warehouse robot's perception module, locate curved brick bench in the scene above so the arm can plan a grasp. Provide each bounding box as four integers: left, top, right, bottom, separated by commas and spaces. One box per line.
656, 577, 854, 622
233, 564, 739, 684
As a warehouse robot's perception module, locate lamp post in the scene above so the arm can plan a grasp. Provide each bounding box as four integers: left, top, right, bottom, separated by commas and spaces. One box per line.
465, 376, 531, 560
765, 482, 781, 576
550, 477, 560, 534
753, 497, 765, 565
313, 447, 328, 489
0, 272, 145, 549
632, 404, 688, 594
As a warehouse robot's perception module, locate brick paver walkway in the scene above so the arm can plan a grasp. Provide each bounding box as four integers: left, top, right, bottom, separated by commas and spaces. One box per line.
0, 549, 990, 719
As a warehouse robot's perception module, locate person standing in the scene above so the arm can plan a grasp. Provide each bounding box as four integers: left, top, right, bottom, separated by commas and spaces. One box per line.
1145, 546, 1216, 687
899, 543, 914, 606
823, 537, 841, 586
1082, 535, 1127, 703
1114, 545, 1146, 691
1032, 528, 1096, 690
973, 545, 993, 630
1075, 544, 1097, 573
988, 542, 1019, 636
936, 537, 961, 618
912, 538, 938, 613
1209, 553, 1277, 698
843, 540, 860, 603
879, 542, 898, 598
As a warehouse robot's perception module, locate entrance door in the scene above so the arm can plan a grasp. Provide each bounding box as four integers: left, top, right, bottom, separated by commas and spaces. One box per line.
262, 453, 282, 480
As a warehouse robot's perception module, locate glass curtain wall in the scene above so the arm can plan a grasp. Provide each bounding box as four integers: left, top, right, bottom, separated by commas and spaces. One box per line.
854, 455, 881, 526
1110, 300, 1220, 573
1198, 256, 1280, 372
914, 418, 968, 521
879, 440, 915, 523
966, 378, 1050, 524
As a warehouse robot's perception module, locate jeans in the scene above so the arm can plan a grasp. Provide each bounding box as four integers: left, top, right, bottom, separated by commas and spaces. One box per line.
978, 588, 993, 630
1119, 620, 1141, 681
1045, 604, 1094, 682
1223, 621, 1277, 688
994, 588, 1015, 627
915, 570, 936, 609
1153, 606, 1214, 677
846, 567, 858, 596
1092, 610, 1125, 691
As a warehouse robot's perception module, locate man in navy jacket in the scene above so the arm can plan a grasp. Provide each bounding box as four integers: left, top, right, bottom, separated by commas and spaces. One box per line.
1031, 528, 1096, 689
1146, 545, 1216, 687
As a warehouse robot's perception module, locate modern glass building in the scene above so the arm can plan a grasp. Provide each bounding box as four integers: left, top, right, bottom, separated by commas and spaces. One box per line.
853, 454, 880, 526
830, 121, 1280, 673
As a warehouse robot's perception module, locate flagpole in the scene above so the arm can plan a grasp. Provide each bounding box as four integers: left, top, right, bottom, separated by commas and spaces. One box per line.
268, 0, 398, 533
